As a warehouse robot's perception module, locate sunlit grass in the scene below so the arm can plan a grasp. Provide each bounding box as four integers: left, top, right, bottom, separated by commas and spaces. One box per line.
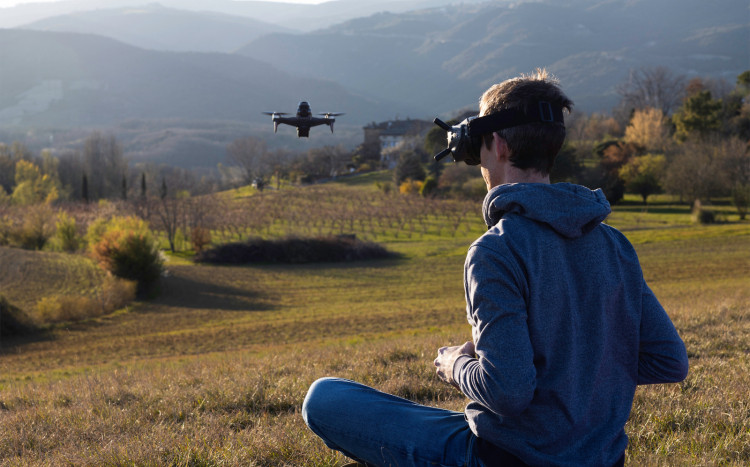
1, 181, 749, 465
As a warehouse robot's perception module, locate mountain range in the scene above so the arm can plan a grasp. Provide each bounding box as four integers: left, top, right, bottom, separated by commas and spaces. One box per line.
0, 0, 747, 168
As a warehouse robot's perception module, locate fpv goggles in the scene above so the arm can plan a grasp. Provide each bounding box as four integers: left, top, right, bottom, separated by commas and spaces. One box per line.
432, 101, 565, 165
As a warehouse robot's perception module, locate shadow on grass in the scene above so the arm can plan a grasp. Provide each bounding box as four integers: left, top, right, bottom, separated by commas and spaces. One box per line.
0, 331, 55, 354
152, 265, 272, 312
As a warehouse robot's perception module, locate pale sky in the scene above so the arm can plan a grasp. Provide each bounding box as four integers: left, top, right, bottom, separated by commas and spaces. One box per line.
0, 0, 328, 7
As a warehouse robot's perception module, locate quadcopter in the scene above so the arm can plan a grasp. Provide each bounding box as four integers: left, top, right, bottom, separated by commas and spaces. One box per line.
263, 101, 344, 137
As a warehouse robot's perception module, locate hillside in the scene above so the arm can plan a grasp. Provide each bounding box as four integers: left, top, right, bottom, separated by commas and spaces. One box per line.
0, 28, 409, 166
0, 0, 491, 31
0, 179, 748, 464
0, 29, 402, 128
238, 0, 750, 113
18, 4, 294, 53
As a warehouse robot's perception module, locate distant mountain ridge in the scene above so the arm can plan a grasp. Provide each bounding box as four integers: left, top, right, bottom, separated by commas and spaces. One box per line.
18, 3, 294, 53
1, 0, 490, 31
238, 0, 749, 113
0, 0, 747, 169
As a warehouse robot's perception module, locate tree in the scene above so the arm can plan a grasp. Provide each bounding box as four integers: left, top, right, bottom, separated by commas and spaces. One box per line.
550, 143, 583, 183
624, 107, 672, 153
732, 184, 750, 220
82, 173, 89, 204
83, 132, 126, 200
672, 90, 722, 141
0, 142, 32, 195
88, 216, 163, 298
227, 136, 270, 184
393, 151, 426, 187
618, 154, 666, 204
11, 160, 59, 205
616, 66, 686, 116
662, 140, 725, 202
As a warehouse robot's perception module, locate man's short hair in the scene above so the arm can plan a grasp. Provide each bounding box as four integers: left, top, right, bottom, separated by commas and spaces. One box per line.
479, 69, 573, 175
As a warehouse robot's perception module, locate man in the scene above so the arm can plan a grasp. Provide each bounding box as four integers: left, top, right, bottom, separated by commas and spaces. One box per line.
302, 69, 689, 466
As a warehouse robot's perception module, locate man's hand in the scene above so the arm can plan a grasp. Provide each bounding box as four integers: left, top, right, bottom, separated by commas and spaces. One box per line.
434, 341, 475, 388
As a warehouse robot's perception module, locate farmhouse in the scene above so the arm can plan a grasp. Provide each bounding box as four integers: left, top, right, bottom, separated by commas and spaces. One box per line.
362, 118, 433, 168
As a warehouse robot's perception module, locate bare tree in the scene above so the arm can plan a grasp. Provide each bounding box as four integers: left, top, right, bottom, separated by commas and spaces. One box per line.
227, 136, 270, 185
83, 132, 127, 201
617, 66, 686, 116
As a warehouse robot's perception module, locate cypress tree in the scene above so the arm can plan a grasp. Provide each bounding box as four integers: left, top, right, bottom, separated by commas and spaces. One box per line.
82, 173, 89, 203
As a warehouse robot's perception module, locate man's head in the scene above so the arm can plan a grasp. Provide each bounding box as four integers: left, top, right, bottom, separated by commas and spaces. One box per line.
479, 69, 573, 175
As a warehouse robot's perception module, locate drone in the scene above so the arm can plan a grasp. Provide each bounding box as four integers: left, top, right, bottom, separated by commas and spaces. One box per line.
263, 101, 344, 137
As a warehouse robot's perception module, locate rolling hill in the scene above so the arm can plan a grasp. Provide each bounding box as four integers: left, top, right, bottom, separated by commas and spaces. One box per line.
17, 3, 294, 53
0, 0, 490, 32
238, 0, 749, 113
0, 0, 746, 168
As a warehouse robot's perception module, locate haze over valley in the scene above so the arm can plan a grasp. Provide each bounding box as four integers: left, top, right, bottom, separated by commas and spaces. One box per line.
1, 0, 747, 167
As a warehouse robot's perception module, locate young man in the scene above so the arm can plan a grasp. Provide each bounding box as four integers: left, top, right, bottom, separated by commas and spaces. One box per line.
302, 70, 689, 466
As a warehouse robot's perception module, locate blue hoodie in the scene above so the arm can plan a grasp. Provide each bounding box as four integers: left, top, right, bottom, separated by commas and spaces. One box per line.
454, 183, 688, 466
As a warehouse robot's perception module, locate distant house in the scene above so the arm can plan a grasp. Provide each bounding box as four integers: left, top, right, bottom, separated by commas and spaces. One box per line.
362, 118, 433, 168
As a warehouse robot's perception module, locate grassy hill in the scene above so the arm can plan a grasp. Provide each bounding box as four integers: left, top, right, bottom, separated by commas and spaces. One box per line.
0, 180, 748, 465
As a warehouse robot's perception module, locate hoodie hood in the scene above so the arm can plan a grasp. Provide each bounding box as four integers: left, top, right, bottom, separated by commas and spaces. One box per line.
482, 183, 611, 238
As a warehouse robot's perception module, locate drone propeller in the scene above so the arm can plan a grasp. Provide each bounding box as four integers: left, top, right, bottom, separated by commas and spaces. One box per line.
318, 112, 345, 118
262, 111, 288, 116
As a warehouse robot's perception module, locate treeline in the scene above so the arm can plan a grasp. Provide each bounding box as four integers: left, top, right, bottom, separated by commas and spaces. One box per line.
417, 68, 750, 217
563, 67, 750, 218
1, 67, 748, 213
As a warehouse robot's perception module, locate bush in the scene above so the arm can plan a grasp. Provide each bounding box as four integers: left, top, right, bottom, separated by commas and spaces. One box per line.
399, 179, 423, 195
419, 176, 438, 197
17, 204, 56, 250
0, 216, 11, 246
34, 276, 136, 324
191, 226, 212, 253
36, 295, 101, 323
731, 184, 750, 220
691, 200, 716, 224
0, 295, 37, 337
88, 216, 163, 298
55, 211, 80, 252
195, 236, 396, 264
98, 275, 137, 314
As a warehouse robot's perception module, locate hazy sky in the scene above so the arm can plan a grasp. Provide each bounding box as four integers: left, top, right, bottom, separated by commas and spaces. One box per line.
0, 0, 328, 7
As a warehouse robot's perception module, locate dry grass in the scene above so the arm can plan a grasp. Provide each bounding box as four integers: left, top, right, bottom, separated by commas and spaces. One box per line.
1, 183, 749, 466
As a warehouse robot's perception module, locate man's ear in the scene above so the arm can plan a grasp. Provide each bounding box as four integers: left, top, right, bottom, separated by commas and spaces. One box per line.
493, 133, 510, 162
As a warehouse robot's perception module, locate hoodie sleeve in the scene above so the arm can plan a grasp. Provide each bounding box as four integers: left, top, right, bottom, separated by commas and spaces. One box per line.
454, 243, 536, 417
637, 281, 689, 384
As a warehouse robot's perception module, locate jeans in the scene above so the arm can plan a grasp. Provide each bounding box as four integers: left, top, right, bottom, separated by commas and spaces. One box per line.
302, 377, 484, 467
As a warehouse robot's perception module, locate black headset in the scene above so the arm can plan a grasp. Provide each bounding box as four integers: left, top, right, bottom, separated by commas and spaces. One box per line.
433, 101, 565, 165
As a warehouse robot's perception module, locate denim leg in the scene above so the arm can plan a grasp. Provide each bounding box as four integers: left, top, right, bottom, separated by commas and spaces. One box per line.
302, 377, 481, 467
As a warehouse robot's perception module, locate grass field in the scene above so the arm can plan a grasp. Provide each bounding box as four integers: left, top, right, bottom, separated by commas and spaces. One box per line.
0, 182, 749, 466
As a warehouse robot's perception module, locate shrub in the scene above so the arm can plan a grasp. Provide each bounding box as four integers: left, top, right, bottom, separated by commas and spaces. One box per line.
34, 277, 136, 324
98, 275, 137, 314
399, 179, 423, 195
731, 183, 750, 220
375, 181, 392, 195
191, 226, 212, 253
195, 236, 396, 264
419, 176, 438, 197
16, 204, 56, 250
88, 216, 163, 298
691, 200, 716, 224
0, 216, 11, 246
55, 211, 80, 252
36, 295, 101, 323
0, 295, 37, 336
